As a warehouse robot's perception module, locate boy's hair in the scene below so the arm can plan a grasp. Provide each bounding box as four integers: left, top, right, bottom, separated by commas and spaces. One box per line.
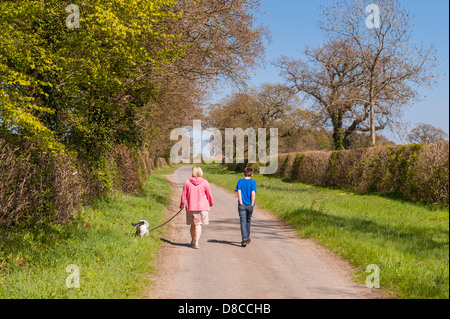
192, 166, 203, 177
244, 167, 254, 177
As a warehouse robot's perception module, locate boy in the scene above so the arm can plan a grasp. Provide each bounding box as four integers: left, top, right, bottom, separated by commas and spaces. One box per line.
235, 167, 257, 247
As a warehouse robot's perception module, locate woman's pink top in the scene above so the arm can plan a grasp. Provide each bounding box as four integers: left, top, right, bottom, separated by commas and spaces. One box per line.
180, 177, 214, 211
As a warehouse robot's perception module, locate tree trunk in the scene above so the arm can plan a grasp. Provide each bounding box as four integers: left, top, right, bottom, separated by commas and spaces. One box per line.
332, 113, 345, 150
370, 101, 376, 147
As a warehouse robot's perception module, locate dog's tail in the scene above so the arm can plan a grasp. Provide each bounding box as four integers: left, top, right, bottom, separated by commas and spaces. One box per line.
132, 221, 145, 228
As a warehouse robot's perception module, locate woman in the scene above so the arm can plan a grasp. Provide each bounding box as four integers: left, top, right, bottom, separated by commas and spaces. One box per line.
180, 166, 213, 249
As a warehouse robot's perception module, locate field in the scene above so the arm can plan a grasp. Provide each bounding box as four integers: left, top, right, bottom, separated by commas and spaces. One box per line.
0, 171, 173, 299
203, 165, 449, 299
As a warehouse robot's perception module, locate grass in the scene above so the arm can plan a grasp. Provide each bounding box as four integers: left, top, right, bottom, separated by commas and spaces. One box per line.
0, 172, 172, 299
202, 165, 449, 299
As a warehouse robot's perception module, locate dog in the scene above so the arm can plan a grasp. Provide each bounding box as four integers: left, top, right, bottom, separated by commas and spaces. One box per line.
131, 220, 150, 238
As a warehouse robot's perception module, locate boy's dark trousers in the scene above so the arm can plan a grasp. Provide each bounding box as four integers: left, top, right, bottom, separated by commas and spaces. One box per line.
238, 204, 254, 242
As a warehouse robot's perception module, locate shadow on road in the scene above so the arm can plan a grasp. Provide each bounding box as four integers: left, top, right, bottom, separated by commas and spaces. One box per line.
207, 239, 241, 247
159, 237, 194, 249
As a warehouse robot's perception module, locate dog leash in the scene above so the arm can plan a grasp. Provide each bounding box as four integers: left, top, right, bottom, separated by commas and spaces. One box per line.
149, 208, 183, 232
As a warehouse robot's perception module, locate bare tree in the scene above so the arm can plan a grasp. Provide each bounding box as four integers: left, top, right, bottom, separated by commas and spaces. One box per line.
276, 40, 366, 150
162, 0, 269, 86
207, 84, 317, 153
318, 0, 439, 146
408, 123, 449, 144
208, 84, 301, 130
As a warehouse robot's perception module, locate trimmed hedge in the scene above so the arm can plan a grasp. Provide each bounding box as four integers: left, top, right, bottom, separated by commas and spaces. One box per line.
274, 142, 449, 204
0, 140, 83, 226
1, 138, 174, 227
232, 142, 449, 204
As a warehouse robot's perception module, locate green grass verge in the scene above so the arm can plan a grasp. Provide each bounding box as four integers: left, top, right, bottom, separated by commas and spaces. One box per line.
202, 165, 449, 299
0, 172, 172, 299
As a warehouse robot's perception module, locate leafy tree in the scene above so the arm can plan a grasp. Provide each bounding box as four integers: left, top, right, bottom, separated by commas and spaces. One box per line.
1, 0, 184, 158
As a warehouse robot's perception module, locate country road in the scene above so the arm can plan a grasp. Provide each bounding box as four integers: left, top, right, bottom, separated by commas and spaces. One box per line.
148, 166, 384, 299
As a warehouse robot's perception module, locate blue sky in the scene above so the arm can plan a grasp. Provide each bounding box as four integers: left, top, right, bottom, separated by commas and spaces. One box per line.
210, 0, 449, 144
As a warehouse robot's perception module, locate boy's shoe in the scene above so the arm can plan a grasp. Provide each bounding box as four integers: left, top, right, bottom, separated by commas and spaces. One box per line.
247, 238, 251, 245
241, 240, 247, 247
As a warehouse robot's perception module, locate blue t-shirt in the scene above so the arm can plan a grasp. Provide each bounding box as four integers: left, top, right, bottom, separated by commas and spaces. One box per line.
235, 178, 257, 206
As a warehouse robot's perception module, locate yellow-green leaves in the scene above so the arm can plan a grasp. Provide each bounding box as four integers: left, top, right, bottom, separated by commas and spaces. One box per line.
0, 0, 185, 154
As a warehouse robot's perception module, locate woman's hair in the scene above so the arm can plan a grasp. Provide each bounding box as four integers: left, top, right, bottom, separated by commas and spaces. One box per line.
192, 166, 203, 178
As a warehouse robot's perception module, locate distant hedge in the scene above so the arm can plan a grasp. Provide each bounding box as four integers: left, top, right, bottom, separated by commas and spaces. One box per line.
0, 138, 172, 227
256, 141, 449, 204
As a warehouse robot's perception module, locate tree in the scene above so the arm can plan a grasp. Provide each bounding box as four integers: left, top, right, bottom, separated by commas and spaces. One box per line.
0, 0, 270, 223
135, 0, 269, 157
318, 0, 439, 146
208, 84, 303, 130
207, 84, 321, 153
408, 123, 449, 145
165, 0, 269, 86
276, 40, 366, 150
0, 0, 184, 157
0, 0, 268, 162
346, 132, 394, 149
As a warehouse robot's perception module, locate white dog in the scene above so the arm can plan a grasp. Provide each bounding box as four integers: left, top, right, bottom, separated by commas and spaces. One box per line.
131, 220, 150, 238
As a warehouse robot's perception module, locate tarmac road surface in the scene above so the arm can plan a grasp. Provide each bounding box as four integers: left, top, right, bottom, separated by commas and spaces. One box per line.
148, 166, 384, 299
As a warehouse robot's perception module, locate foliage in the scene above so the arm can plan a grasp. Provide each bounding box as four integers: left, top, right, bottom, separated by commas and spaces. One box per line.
0, 139, 83, 227
0, 0, 267, 227
0, 137, 173, 227
207, 84, 329, 153
278, 142, 450, 204
408, 123, 449, 145
0, 0, 183, 153
234, 142, 449, 204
